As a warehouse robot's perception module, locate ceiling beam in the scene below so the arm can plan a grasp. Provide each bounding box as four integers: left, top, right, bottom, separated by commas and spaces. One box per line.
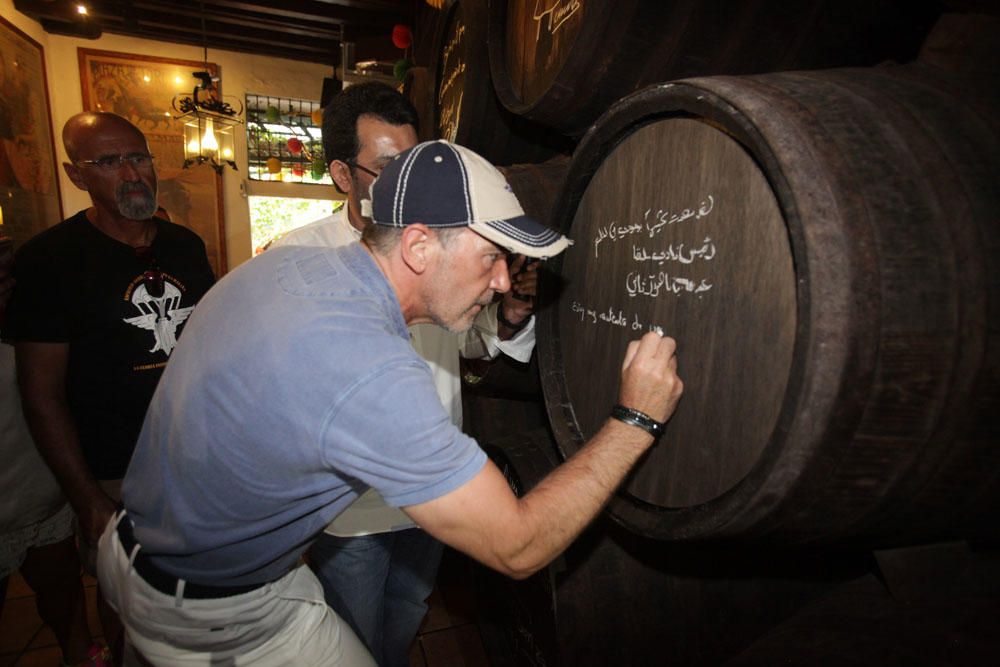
104, 28, 338, 63
135, 0, 406, 28
14, 0, 412, 65
100, 5, 343, 41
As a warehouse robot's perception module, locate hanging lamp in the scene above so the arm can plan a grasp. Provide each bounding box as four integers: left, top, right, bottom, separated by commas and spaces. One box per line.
172, 1, 244, 172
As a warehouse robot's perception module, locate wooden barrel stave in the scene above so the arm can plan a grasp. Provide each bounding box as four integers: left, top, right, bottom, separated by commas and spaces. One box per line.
742, 67, 1000, 544
807, 66, 1000, 543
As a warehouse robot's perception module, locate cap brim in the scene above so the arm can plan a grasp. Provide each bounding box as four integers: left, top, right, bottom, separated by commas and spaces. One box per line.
469, 216, 572, 259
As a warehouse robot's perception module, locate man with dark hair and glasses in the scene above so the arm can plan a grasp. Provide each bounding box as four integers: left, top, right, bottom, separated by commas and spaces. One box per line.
272, 82, 539, 666
3, 111, 214, 662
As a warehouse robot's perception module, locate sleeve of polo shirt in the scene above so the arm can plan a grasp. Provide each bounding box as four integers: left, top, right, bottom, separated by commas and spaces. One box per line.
319, 357, 487, 508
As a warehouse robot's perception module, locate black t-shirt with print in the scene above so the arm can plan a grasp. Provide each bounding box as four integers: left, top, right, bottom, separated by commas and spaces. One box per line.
4, 211, 215, 478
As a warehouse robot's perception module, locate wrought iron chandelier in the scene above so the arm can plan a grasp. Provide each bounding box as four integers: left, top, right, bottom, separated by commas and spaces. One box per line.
171, 1, 243, 173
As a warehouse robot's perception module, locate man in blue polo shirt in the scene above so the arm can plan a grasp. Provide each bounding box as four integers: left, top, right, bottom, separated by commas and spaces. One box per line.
97, 140, 683, 665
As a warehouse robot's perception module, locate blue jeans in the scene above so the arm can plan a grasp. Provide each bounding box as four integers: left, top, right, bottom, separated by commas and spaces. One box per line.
308, 529, 443, 667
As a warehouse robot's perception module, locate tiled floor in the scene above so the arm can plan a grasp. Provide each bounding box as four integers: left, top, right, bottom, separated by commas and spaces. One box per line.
0, 571, 101, 667
0, 549, 491, 667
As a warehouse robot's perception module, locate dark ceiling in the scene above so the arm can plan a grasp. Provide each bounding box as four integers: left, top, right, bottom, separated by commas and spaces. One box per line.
13, 0, 417, 65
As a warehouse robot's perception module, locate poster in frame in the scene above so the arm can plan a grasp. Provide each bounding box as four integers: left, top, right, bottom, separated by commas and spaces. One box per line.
78, 48, 228, 276
0, 14, 62, 246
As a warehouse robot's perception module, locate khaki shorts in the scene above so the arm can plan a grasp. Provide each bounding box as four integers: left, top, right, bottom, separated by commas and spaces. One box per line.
0, 503, 75, 580
75, 478, 123, 576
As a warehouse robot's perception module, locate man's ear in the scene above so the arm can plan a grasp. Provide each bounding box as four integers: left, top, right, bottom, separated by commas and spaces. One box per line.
63, 162, 89, 191
399, 224, 432, 275
330, 160, 353, 194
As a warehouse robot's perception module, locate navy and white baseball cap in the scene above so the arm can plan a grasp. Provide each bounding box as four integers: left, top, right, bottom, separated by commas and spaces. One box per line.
369, 140, 572, 259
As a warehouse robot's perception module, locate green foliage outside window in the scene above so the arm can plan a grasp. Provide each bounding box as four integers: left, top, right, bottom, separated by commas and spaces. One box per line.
249, 196, 343, 254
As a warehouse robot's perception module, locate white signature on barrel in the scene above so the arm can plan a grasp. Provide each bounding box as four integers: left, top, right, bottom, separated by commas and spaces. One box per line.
533, 0, 582, 40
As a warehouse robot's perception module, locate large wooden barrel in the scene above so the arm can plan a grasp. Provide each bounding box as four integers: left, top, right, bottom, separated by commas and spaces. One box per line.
487, 0, 943, 136
433, 0, 572, 165
536, 62, 1000, 546
476, 429, 872, 666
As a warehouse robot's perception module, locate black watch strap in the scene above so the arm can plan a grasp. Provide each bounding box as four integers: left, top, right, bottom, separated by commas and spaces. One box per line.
611, 404, 666, 438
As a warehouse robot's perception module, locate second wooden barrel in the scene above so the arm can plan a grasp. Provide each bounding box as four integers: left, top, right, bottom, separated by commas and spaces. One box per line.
537, 62, 1000, 546
488, 0, 942, 136
433, 0, 571, 165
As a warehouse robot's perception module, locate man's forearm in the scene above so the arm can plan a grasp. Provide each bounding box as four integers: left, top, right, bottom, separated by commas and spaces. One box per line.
21, 394, 108, 516
413, 418, 655, 580
407, 332, 680, 580
15, 341, 110, 526
496, 419, 653, 577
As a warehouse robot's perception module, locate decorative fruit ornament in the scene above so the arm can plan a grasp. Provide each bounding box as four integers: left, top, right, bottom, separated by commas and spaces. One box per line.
310, 108, 324, 126
394, 58, 413, 82
310, 156, 326, 180
266, 156, 282, 174
286, 137, 304, 155
291, 165, 305, 177
392, 24, 413, 49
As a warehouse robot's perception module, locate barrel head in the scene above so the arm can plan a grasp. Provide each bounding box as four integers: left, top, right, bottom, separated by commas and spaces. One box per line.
557, 117, 796, 507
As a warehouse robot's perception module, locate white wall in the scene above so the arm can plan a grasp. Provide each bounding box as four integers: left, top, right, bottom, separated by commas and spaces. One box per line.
1, 0, 337, 268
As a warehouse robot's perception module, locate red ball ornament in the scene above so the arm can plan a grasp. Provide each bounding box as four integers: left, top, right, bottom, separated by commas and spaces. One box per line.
286, 137, 304, 155
291, 165, 305, 177
392, 24, 413, 49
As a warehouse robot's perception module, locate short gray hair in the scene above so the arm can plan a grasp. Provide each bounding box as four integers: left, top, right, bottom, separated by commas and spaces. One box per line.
361, 223, 404, 255
362, 224, 465, 256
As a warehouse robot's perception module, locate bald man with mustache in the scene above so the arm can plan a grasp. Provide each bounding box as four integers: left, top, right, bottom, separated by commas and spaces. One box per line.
3, 112, 215, 662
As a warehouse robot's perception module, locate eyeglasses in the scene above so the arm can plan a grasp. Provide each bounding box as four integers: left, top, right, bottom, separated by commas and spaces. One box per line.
75, 153, 155, 171
345, 160, 381, 179
134, 245, 164, 298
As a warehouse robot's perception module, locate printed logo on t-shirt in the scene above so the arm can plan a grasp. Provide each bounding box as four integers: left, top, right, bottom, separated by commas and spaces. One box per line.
122, 279, 194, 356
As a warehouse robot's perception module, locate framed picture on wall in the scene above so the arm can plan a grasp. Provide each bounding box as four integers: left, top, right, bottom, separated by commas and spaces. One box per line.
0, 15, 62, 246
78, 48, 228, 276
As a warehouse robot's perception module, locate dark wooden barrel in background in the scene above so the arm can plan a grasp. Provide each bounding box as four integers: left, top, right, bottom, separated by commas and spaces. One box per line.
432, 0, 571, 165
725, 544, 1000, 666
536, 62, 1000, 546
459, 157, 570, 423
498, 155, 569, 228
487, 0, 943, 136
401, 66, 436, 143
